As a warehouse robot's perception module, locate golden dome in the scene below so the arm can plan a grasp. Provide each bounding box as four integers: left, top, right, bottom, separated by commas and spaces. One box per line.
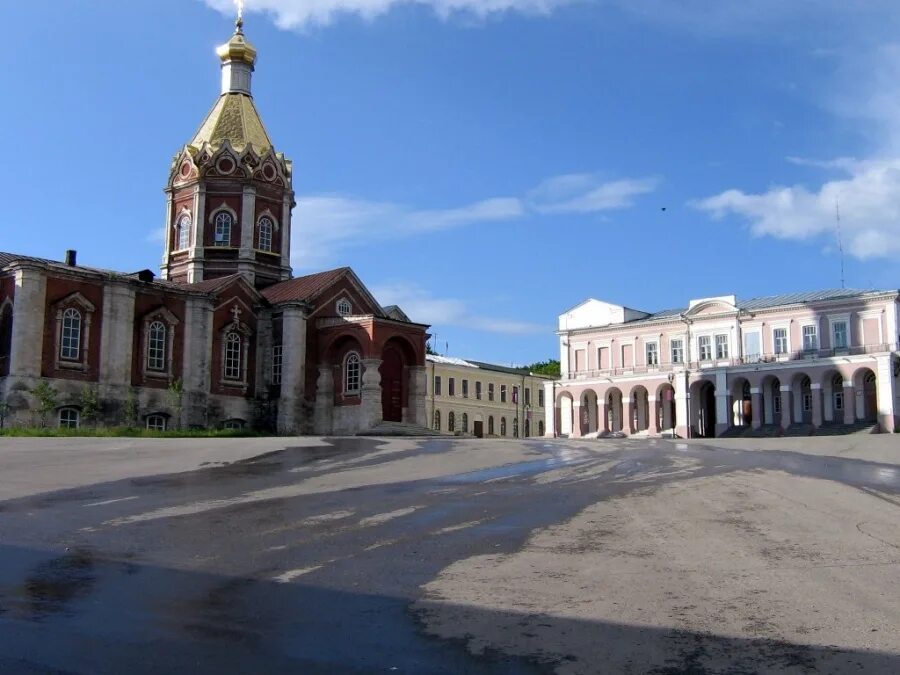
216, 20, 257, 66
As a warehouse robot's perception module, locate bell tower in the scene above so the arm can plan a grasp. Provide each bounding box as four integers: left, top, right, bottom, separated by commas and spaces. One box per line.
161, 13, 295, 288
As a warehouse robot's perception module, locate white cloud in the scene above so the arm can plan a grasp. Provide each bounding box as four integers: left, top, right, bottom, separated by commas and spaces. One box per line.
204, 0, 572, 29
693, 158, 900, 259
371, 282, 548, 333
292, 172, 655, 268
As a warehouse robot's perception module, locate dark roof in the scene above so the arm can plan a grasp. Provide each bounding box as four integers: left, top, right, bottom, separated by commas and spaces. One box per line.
383, 305, 410, 322
180, 274, 246, 294
261, 267, 351, 304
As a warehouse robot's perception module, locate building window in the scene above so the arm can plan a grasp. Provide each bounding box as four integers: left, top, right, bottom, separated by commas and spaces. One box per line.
462, 413, 469, 433
258, 216, 274, 252
223, 332, 242, 380
223, 419, 244, 431
462, 380, 469, 398
147, 321, 166, 371
538, 389, 545, 407
671, 339, 684, 364
803, 393, 813, 412
146, 414, 167, 431
177, 214, 191, 250
646, 342, 659, 366
488, 383, 495, 401
213, 211, 232, 247
60, 308, 82, 361
715, 334, 729, 360
834, 390, 844, 410
501, 385, 508, 403
476, 381, 482, 400
345, 352, 361, 394
272, 345, 283, 385
698, 336, 712, 361
59, 408, 80, 429
488, 416, 494, 435
449, 377, 456, 397
500, 417, 507, 436
336, 298, 352, 316
434, 376, 442, 396
448, 411, 456, 432
774, 395, 782, 414
802, 325, 818, 352
774, 328, 788, 355
513, 386, 519, 404
525, 388, 531, 406
434, 410, 441, 431
832, 321, 848, 349
513, 417, 519, 438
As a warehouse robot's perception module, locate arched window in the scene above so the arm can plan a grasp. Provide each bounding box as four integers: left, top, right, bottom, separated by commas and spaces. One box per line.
213, 211, 232, 247
258, 216, 274, 252
500, 417, 506, 436
345, 352, 361, 394
177, 215, 192, 250
448, 411, 456, 432
337, 298, 352, 317
488, 416, 494, 435
462, 413, 469, 433
433, 410, 441, 431
59, 408, 80, 429
146, 414, 167, 431
224, 332, 242, 380
60, 308, 82, 361
513, 417, 519, 438
147, 321, 166, 371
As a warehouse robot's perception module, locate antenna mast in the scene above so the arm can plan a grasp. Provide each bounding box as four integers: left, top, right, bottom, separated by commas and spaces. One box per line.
835, 198, 845, 289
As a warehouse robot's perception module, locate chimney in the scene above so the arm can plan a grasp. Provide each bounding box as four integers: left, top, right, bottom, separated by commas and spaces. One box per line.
65, 250, 77, 266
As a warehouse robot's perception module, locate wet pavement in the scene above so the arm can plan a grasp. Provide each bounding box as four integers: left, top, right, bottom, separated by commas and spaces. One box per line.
0, 436, 899, 673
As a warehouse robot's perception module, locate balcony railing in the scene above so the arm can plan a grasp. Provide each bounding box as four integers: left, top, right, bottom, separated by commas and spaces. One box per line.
564, 342, 897, 381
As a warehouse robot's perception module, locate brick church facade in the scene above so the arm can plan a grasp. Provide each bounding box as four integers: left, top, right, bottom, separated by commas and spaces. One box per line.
0, 19, 429, 433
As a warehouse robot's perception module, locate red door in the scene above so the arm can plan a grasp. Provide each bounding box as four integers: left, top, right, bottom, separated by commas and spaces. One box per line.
380, 348, 404, 422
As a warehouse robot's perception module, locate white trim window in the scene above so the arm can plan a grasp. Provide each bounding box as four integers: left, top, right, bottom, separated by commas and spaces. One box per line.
147, 321, 167, 372
832, 320, 849, 349
177, 214, 192, 250
476, 381, 482, 400
213, 211, 233, 247
715, 334, 729, 360
344, 352, 361, 394
59, 408, 80, 429
60, 308, 82, 361
258, 216, 274, 252
773, 328, 789, 355
336, 298, 352, 316
146, 414, 167, 431
223, 332, 242, 381
646, 341, 659, 366
271, 345, 283, 385
671, 338, 684, 364
802, 324, 818, 352
698, 336, 712, 361
434, 375, 442, 396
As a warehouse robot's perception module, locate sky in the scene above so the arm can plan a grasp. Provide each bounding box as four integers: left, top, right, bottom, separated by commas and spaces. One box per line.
4, 0, 900, 365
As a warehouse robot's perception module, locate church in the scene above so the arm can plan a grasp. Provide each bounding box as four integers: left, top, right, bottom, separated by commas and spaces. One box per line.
0, 17, 430, 434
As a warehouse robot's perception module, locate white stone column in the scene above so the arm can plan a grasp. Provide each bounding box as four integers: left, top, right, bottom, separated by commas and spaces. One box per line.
98, 283, 136, 407
715, 371, 729, 436
181, 296, 213, 428
160, 192, 174, 278
280, 195, 292, 278
8, 268, 46, 381
571, 401, 582, 437
543, 381, 556, 437
239, 186, 257, 283
358, 358, 383, 432
277, 304, 307, 434
408, 365, 427, 427
875, 354, 897, 432
780, 385, 794, 429
750, 388, 763, 429
674, 374, 689, 438
313, 364, 334, 435
843, 380, 855, 425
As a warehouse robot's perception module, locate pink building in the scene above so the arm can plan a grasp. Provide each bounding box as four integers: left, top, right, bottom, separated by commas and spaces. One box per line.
544, 289, 900, 438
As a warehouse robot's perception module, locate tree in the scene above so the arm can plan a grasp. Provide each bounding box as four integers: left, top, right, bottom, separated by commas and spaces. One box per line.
79, 386, 101, 427
526, 360, 561, 377
30, 381, 58, 428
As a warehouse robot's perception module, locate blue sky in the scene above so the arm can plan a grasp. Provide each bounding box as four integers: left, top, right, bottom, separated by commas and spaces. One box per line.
5, 1, 900, 365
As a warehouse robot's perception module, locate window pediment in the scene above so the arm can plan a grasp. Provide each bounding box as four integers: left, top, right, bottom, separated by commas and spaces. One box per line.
54, 291, 96, 314
143, 306, 180, 326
